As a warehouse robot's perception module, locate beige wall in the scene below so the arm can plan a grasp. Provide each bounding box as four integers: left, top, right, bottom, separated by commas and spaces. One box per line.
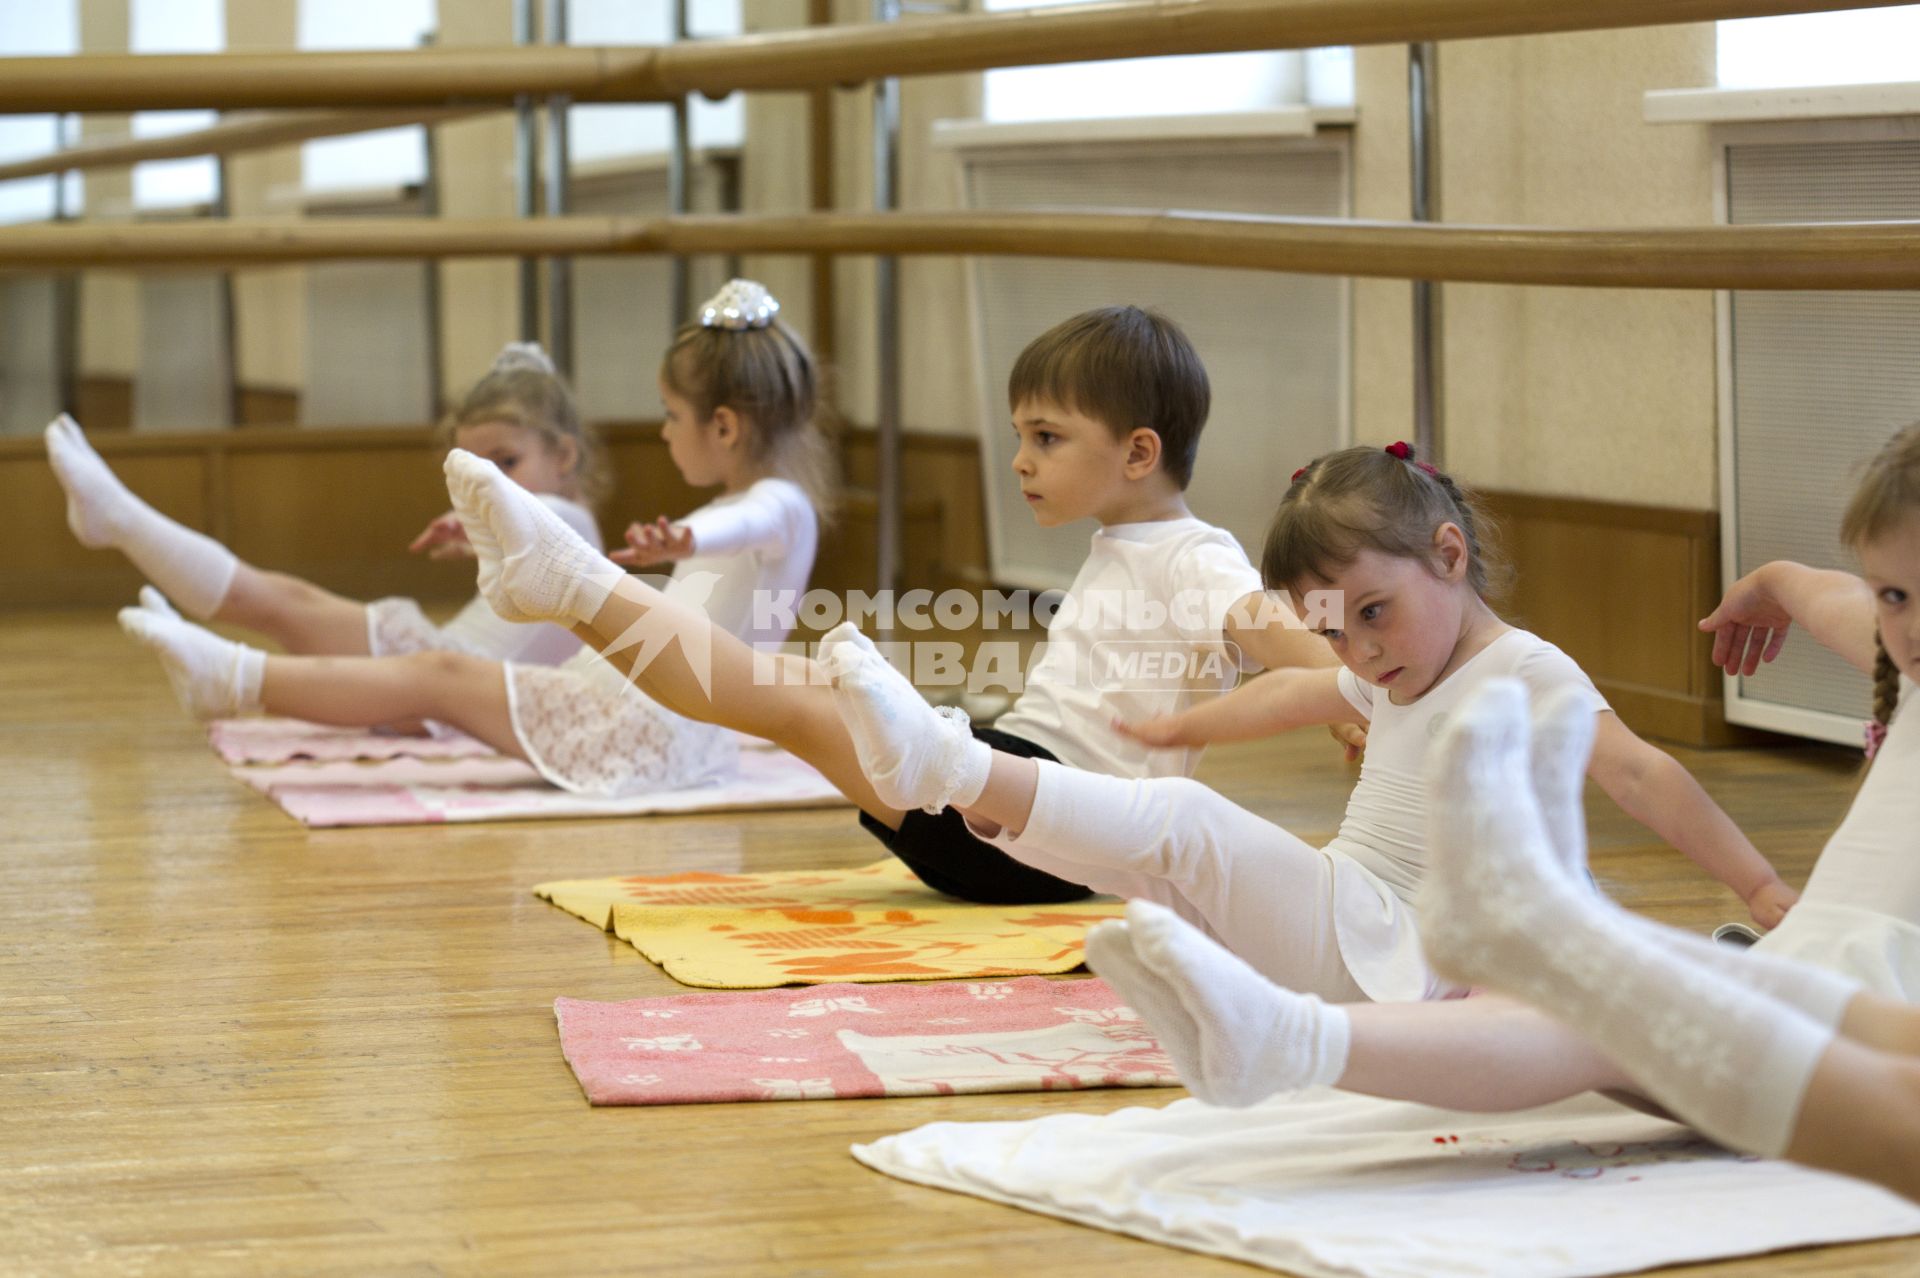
1355, 27, 1720, 510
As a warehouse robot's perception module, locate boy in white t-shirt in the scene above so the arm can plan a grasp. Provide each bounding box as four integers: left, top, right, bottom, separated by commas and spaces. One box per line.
441, 306, 1340, 903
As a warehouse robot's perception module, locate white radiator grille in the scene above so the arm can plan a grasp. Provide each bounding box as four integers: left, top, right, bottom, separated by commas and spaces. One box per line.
1722, 129, 1920, 741
953, 133, 1351, 589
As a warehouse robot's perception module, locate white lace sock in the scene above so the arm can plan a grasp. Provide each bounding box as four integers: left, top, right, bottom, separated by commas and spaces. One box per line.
118, 605, 264, 720
1526, 684, 1857, 1031
1086, 899, 1349, 1107
45, 414, 236, 618
1420, 678, 1838, 1157
138, 585, 181, 621
443, 448, 621, 625
819, 621, 990, 813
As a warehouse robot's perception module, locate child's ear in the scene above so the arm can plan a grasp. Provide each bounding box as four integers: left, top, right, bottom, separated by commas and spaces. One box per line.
551, 435, 580, 475
1432, 521, 1469, 581
710, 405, 743, 450
1124, 427, 1162, 479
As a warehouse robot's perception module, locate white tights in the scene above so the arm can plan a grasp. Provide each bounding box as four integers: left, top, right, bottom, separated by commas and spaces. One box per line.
997, 762, 1375, 1003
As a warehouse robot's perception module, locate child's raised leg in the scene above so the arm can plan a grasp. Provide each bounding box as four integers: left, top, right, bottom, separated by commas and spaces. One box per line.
48, 414, 372, 653
1420, 677, 1850, 1159
444, 448, 905, 822
120, 602, 522, 756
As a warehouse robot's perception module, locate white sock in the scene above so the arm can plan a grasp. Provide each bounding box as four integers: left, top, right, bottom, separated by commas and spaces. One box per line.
119, 605, 265, 720
1087, 899, 1349, 1107
819, 621, 991, 813
443, 448, 622, 626
1526, 683, 1857, 1031
138, 585, 181, 621
1420, 678, 1839, 1157
46, 414, 236, 618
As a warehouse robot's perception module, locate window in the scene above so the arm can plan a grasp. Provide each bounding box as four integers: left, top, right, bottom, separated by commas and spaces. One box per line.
0, 1, 80, 225
1718, 6, 1920, 89
566, 0, 744, 166
131, 0, 223, 211
298, 0, 437, 193
981, 0, 1352, 123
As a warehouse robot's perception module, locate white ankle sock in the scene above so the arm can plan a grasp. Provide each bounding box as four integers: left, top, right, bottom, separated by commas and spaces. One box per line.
46, 415, 236, 618
119, 605, 264, 720
443, 448, 621, 626
820, 622, 991, 813
1420, 678, 1837, 1157
1522, 681, 1857, 1031
1087, 899, 1349, 1107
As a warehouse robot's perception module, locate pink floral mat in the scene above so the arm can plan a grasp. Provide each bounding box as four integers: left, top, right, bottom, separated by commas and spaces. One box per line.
554, 975, 1176, 1105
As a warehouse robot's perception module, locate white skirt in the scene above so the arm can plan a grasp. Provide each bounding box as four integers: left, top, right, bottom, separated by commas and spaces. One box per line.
1753, 900, 1920, 1001
504, 647, 739, 797
365, 596, 491, 659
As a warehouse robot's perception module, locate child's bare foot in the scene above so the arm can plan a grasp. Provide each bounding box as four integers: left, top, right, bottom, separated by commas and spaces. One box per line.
443, 449, 620, 625
820, 621, 988, 814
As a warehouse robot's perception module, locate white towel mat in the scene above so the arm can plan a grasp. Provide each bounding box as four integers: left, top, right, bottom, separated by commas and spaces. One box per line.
853, 1088, 1920, 1278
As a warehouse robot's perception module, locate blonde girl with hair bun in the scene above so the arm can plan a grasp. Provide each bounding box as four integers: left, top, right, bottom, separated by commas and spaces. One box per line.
47, 340, 604, 668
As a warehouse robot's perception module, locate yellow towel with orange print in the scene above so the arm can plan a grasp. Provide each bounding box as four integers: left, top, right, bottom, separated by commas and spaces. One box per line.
534, 859, 1121, 989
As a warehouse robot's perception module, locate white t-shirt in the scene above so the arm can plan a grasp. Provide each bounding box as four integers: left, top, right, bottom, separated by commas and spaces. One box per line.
441, 493, 602, 665
994, 517, 1265, 780
1322, 627, 1608, 1002
669, 477, 818, 648
1756, 674, 1920, 999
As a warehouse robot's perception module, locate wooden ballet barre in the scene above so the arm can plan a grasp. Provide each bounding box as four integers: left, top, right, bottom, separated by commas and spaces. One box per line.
0, 108, 487, 184
0, 0, 1911, 112
2, 211, 1918, 290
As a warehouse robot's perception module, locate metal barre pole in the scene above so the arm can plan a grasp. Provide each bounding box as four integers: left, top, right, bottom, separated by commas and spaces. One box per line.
544, 0, 574, 379
668, 0, 692, 329
1408, 40, 1443, 464
872, 0, 904, 608
513, 0, 541, 343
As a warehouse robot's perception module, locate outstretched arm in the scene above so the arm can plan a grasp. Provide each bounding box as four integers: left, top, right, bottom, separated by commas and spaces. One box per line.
1222, 589, 1339, 672
1114, 666, 1359, 748
1586, 711, 1796, 927
1701, 560, 1876, 677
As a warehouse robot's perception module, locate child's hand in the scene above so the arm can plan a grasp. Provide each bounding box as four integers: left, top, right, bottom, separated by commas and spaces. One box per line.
409, 511, 474, 560
1329, 722, 1367, 762
1746, 879, 1799, 930
609, 517, 696, 566
1111, 713, 1192, 749
1699, 568, 1792, 677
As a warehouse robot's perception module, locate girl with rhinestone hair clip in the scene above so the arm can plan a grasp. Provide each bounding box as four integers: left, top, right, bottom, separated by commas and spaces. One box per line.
815, 441, 1794, 1060
111, 280, 828, 799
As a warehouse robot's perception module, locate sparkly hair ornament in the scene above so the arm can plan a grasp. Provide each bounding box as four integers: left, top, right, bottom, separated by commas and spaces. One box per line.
491, 341, 557, 376
699, 278, 781, 331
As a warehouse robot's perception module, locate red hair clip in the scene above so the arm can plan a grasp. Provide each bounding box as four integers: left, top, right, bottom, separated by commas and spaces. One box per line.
1385, 441, 1413, 460
1290, 467, 1307, 483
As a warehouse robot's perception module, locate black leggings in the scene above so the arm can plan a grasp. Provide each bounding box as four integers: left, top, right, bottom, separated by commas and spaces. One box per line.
857, 726, 1094, 905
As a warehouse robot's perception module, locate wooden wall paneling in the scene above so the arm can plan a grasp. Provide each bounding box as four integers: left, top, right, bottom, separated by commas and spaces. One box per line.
72, 376, 134, 433
1, 446, 209, 608
1482, 491, 1745, 746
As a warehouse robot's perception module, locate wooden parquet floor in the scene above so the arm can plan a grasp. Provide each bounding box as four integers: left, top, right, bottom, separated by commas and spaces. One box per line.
3, 609, 1914, 1276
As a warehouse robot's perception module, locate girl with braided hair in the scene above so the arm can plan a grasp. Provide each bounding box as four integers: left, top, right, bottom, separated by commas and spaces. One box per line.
820, 441, 1794, 1041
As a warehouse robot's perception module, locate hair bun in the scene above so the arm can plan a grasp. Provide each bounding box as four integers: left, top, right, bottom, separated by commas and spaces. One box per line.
492, 341, 557, 376
700, 279, 781, 331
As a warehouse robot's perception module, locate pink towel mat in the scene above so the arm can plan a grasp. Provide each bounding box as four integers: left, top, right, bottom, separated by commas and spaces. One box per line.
231, 748, 848, 827
209, 717, 497, 764
555, 975, 1176, 1105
